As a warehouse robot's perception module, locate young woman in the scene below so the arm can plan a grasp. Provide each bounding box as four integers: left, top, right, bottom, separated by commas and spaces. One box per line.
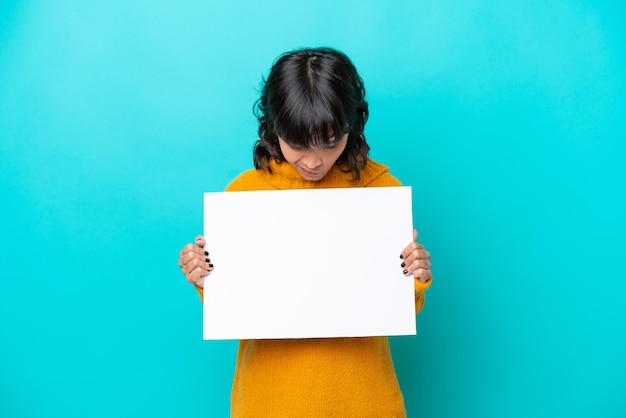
178, 47, 432, 417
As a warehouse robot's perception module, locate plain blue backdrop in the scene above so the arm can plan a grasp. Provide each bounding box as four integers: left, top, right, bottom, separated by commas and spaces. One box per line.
1, 1, 624, 417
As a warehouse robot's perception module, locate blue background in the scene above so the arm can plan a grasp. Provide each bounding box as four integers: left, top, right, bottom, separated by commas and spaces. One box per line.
1, 1, 624, 417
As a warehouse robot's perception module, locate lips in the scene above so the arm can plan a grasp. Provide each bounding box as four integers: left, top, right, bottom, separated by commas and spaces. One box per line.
302, 168, 319, 175
300, 167, 322, 179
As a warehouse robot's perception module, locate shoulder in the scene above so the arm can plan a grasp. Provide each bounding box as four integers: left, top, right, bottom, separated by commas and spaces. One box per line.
225, 168, 277, 192
359, 158, 402, 187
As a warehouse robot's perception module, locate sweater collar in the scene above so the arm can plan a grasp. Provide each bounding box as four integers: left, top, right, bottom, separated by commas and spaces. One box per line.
259, 158, 390, 190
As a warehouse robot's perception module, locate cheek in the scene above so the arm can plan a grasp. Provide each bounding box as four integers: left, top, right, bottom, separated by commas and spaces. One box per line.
281, 148, 302, 164
327, 145, 347, 164
278, 143, 295, 162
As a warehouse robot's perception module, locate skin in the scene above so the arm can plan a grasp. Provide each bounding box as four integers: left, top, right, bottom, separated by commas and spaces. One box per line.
277, 134, 349, 181
178, 135, 432, 287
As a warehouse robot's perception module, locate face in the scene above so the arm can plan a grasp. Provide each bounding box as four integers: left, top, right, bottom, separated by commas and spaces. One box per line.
278, 133, 349, 181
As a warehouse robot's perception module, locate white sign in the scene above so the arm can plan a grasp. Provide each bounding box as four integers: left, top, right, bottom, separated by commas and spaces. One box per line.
203, 186, 415, 340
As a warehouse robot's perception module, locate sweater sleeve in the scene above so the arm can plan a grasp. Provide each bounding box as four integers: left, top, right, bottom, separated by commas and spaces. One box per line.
194, 285, 204, 302
414, 278, 431, 314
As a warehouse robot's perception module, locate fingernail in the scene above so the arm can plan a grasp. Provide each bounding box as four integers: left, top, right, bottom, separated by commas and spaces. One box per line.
401, 262, 406, 268
209, 263, 214, 268
403, 269, 408, 275
400, 255, 404, 259
204, 251, 209, 256
205, 258, 210, 263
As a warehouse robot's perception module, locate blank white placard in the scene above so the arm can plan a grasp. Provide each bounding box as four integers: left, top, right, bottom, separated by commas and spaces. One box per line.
203, 186, 415, 340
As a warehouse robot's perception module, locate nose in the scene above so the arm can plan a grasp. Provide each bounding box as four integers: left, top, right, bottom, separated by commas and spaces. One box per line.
301, 150, 322, 170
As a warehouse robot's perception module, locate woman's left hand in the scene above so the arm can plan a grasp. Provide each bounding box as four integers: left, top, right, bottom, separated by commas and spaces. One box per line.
400, 229, 432, 283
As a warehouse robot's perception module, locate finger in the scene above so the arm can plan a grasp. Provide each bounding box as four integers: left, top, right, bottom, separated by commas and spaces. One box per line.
402, 249, 430, 267
179, 242, 210, 263
404, 255, 431, 276
185, 260, 214, 280
400, 241, 425, 260
182, 255, 213, 275
403, 259, 427, 276
412, 269, 431, 283
195, 235, 206, 248
412, 268, 432, 283
406, 257, 431, 272
401, 257, 431, 275
180, 248, 211, 267
179, 242, 201, 258
178, 244, 196, 268
181, 258, 212, 276
186, 266, 213, 288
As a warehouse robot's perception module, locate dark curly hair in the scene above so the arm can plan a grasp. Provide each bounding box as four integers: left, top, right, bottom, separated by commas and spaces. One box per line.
253, 47, 370, 181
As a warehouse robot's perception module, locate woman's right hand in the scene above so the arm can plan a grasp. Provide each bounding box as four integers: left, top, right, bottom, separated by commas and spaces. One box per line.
178, 235, 213, 288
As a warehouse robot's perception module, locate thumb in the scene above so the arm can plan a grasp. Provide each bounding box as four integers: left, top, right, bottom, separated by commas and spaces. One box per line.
195, 235, 206, 248
413, 229, 418, 242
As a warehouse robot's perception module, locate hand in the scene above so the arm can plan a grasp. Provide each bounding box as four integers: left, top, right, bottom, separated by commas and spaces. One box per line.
400, 229, 432, 283
178, 235, 214, 288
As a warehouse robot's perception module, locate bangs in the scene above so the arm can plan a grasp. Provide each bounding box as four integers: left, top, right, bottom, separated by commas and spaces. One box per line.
274, 110, 351, 149
269, 54, 357, 149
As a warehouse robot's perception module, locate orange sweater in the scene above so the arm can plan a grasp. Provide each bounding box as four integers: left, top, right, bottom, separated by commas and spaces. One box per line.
198, 158, 431, 417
